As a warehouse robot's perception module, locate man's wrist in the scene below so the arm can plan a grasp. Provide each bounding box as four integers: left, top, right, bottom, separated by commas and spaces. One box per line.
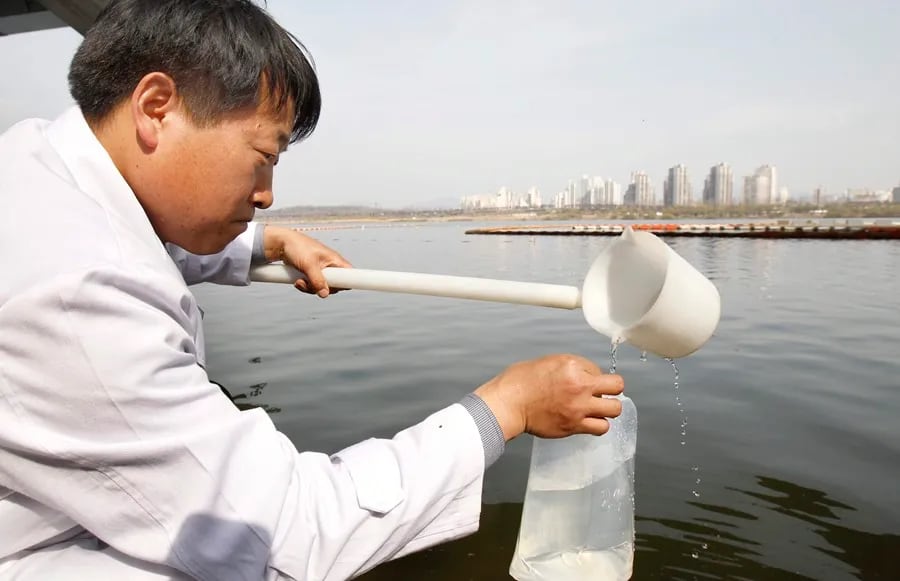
262, 225, 289, 263
472, 382, 525, 442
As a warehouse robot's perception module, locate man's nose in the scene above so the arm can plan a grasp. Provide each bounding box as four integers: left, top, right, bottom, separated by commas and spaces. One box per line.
252, 170, 274, 209
252, 188, 274, 209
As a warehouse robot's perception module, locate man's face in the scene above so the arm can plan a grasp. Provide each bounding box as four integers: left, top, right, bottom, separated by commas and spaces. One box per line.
141, 100, 293, 254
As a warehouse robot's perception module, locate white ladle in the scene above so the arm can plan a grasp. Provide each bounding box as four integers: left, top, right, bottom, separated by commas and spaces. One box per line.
249, 227, 721, 358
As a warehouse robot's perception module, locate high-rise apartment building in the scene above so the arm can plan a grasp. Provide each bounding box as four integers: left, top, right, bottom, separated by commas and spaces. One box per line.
758, 165, 777, 204
703, 163, 733, 206
566, 180, 577, 207
663, 164, 691, 206
553, 190, 566, 208
742, 165, 778, 205
742, 174, 768, 205
628, 171, 654, 206
586, 176, 603, 206
580, 175, 592, 207
605, 179, 622, 205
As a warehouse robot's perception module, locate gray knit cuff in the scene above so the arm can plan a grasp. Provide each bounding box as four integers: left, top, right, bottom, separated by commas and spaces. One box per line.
251, 224, 267, 265
459, 393, 505, 468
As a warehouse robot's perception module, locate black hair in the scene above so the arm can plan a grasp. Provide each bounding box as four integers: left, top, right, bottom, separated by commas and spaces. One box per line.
68, 0, 320, 143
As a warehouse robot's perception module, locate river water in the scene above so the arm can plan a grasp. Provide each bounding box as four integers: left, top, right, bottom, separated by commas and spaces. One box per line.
195, 220, 900, 580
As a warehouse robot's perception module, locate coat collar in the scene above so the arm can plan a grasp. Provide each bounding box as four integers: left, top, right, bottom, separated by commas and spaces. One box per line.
44, 106, 172, 264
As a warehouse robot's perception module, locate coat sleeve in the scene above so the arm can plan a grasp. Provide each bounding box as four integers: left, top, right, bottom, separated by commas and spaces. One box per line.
165, 222, 262, 286
0, 266, 485, 581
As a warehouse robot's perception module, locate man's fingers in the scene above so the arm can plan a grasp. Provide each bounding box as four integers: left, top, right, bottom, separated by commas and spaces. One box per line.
579, 417, 611, 436
592, 374, 624, 397
586, 396, 623, 420
293, 270, 330, 297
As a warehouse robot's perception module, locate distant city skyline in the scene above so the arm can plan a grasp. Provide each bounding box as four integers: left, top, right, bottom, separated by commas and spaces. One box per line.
1, 0, 899, 209
461, 161, 898, 210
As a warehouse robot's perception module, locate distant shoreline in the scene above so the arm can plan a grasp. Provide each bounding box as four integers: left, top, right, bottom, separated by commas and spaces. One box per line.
258, 203, 900, 225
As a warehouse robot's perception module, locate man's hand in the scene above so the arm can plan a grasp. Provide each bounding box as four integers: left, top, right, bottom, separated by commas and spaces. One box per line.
474, 354, 624, 441
263, 225, 352, 297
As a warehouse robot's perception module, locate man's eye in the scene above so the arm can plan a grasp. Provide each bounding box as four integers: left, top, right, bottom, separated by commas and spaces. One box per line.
258, 150, 278, 165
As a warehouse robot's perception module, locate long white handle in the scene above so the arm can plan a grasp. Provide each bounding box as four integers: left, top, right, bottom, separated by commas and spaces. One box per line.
250, 265, 583, 310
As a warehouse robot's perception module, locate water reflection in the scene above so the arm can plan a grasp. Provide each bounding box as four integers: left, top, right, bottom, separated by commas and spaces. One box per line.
360, 474, 900, 580
731, 477, 899, 581
664, 238, 780, 297
212, 379, 282, 415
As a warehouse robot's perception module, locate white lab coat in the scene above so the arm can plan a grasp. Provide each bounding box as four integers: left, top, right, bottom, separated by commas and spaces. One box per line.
0, 108, 485, 580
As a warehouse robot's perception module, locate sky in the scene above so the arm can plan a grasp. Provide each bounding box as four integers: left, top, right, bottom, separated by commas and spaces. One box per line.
1, 0, 898, 209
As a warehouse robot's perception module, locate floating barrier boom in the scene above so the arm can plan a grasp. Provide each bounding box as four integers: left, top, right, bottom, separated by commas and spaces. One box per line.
464, 223, 900, 240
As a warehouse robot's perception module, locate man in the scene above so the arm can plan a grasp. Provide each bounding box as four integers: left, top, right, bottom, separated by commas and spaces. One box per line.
0, 1, 625, 579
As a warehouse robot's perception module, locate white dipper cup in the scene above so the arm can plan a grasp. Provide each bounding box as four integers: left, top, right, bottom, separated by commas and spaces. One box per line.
582, 226, 721, 358
250, 226, 721, 358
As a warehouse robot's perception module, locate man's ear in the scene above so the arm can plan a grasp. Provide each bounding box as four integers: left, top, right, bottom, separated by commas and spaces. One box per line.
130, 72, 180, 151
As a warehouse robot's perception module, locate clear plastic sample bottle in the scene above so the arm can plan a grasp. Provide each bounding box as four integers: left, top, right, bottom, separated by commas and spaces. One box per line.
509, 395, 637, 580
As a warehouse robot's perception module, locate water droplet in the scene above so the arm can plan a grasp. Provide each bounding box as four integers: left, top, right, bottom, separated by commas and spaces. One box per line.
666, 358, 704, 504
639, 351, 647, 362
691, 551, 699, 559
702, 543, 708, 550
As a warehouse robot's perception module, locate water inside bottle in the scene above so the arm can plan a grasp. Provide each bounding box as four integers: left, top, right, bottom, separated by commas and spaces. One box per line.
509, 542, 633, 581
509, 453, 635, 581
